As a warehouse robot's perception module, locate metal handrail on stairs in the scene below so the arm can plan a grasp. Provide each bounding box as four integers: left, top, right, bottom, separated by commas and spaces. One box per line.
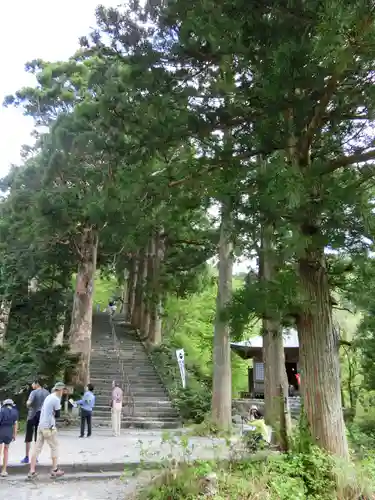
109, 314, 135, 417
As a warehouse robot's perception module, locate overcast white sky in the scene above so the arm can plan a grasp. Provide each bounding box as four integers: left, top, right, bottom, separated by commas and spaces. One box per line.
0, 0, 118, 177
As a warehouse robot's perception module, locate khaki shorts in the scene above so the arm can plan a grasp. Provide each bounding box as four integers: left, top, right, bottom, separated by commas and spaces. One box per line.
33, 428, 59, 459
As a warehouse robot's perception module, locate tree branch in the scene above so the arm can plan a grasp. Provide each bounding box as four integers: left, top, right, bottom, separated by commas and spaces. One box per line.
168, 147, 280, 188
332, 305, 354, 314
301, 14, 375, 156
301, 75, 339, 156
320, 149, 375, 175
339, 340, 353, 348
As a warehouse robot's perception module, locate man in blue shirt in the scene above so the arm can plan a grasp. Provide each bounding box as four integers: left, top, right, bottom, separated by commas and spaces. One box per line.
77, 384, 95, 438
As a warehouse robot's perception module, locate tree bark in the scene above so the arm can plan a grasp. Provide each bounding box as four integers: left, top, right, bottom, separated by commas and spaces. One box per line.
133, 250, 146, 330
69, 229, 98, 388
127, 257, 138, 323
297, 246, 348, 458
148, 231, 164, 345
0, 301, 11, 347
263, 322, 291, 448
142, 238, 155, 341
140, 244, 150, 337
54, 324, 64, 346
120, 268, 128, 316
211, 201, 233, 430
260, 221, 291, 449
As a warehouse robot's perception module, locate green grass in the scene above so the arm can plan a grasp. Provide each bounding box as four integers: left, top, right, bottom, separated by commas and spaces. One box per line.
71, 272, 118, 310
93, 274, 118, 309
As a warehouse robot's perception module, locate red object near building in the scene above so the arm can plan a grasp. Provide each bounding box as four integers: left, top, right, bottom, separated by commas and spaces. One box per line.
296, 373, 301, 386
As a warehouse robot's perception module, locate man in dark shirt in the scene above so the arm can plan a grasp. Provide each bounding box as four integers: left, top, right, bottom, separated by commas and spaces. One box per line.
21, 380, 49, 464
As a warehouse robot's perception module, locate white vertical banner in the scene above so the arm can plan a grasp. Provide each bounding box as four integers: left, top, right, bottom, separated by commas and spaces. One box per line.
176, 349, 186, 389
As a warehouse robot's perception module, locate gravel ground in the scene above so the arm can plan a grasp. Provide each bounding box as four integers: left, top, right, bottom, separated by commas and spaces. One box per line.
0, 476, 145, 500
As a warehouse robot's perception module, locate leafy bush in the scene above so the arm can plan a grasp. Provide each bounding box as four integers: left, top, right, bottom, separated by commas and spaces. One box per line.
354, 416, 375, 438
149, 343, 211, 423
138, 445, 374, 500
137, 450, 334, 500
266, 447, 336, 499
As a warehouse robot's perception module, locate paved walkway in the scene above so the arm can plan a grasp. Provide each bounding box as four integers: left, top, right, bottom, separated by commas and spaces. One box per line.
0, 475, 148, 499
7, 428, 231, 473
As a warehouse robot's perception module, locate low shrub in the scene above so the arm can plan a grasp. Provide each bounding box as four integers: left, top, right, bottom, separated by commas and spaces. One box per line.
148, 343, 211, 423
136, 444, 375, 499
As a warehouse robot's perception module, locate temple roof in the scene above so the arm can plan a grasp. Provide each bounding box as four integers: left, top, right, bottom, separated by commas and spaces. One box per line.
230, 328, 299, 359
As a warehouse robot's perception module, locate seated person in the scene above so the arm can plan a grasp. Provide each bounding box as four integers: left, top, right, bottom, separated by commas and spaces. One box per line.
243, 405, 271, 444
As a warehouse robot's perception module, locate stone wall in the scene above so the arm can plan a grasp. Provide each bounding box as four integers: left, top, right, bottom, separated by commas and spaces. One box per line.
232, 397, 301, 418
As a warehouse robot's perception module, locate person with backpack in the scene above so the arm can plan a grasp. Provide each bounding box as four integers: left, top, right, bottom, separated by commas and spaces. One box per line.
0, 399, 19, 477
21, 379, 49, 464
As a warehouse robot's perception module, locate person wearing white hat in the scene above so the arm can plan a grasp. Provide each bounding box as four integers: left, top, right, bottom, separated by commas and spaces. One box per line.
0, 398, 18, 477
28, 382, 65, 479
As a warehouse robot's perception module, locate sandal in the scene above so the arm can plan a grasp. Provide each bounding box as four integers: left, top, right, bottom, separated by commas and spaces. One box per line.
50, 468, 64, 478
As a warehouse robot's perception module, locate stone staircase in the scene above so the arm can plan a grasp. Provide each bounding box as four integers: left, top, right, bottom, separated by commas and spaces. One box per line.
90, 312, 181, 429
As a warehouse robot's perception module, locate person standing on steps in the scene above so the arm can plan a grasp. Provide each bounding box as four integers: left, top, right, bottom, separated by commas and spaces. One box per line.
28, 382, 65, 479
0, 398, 18, 477
77, 384, 95, 438
111, 381, 123, 437
21, 379, 49, 464
108, 299, 117, 315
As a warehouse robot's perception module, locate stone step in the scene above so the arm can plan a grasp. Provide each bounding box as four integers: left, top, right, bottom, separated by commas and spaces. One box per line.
91, 363, 151, 368
90, 415, 180, 424
93, 391, 168, 398
91, 353, 147, 357
94, 403, 173, 412
90, 375, 157, 380
94, 393, 168, 401
90, 365, 155, 371
91, 378, 163, 384
90, 375, 161, 382
92, 385, 166, 392
91, 419, 181, 430
93, 408, 178, 418
94, 397, 169, 405
93, 354, 148, 358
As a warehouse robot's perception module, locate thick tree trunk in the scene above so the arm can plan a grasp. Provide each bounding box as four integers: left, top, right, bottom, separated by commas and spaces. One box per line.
211, 202, 233, 430
142, 238, 155, 341
148, 232, 164, 345
133, 251, 146, 330
127, 257, 138, 323
297, 247, 348, 458
140, 244, 150, 337
263, 321, 291, 449
69, 230, 98, 388
260, 221, 291, 449
120, 268, 128, 316
0, 301, 11, 347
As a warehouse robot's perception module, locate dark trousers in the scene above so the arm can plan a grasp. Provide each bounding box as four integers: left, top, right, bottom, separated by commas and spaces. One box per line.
80, 409, 92, 436
25, 412, 41, 443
